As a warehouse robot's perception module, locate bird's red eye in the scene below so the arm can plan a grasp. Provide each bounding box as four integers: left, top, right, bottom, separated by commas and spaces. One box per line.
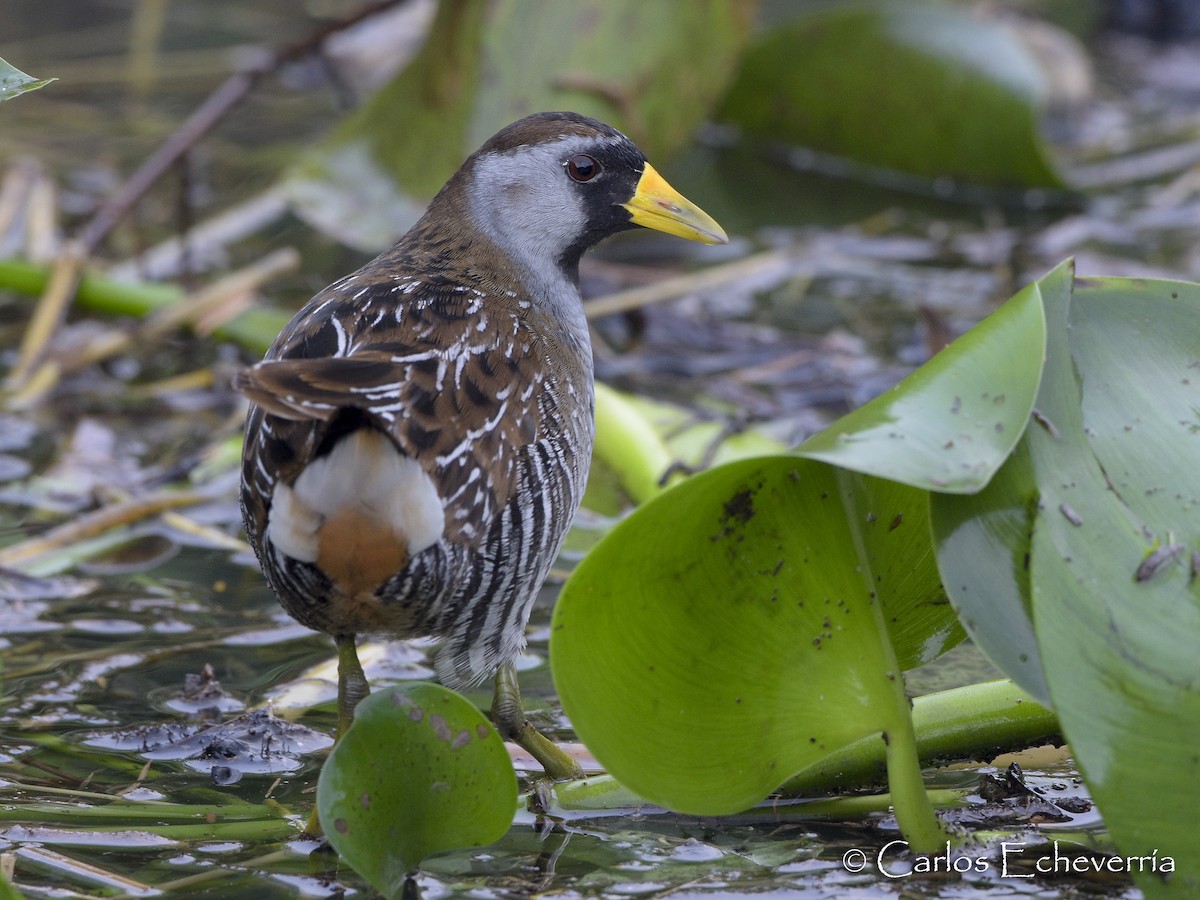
565, 154, 599, 182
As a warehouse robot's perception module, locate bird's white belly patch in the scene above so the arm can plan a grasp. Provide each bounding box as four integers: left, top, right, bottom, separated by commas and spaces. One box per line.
266, 429, 444, 594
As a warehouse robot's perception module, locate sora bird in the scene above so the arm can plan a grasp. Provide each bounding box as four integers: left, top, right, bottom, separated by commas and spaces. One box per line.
236, 111, 727, 781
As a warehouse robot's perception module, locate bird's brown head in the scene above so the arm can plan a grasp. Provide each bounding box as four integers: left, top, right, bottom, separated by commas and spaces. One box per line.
445, 112, 727, 283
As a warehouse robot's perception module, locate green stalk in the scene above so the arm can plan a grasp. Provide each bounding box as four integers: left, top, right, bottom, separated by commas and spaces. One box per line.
0, 258, 290, 355
553, 678, 1057, 821
7, 819, 298, 842
154, 849, 292, 893
780, 679, 1059, 796
881, 693, 949, 853
593, 383, 676, 504
866, 637, 950, 852
0, 800, 284, 824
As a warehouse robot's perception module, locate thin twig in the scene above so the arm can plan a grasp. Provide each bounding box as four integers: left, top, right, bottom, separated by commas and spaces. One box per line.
583, 249, 797, 319
0, 490, 210, 569
51, 247, 297, 383
13, 846, 157, 897
144, 246, 300, 339
108, 185, 290, 282
6, 242, 87, 387
76, 0, 411, 256
154, 850, 294, 893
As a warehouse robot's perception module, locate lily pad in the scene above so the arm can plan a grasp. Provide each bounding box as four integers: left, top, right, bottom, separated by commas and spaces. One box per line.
317, 683, 517, 894
718, 2, 1070, 188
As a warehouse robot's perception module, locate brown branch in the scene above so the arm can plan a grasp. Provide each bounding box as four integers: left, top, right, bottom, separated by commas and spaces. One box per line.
4, 0, 412, 394
77, 0, 413, 256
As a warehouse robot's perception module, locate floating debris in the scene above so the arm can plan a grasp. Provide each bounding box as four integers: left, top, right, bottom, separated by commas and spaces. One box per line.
138, 708, 332, 775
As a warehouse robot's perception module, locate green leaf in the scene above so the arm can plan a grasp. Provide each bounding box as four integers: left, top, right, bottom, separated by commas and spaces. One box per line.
844, 473, 964, 669
553, 456, 948, 849
0, 868, 23, 900
718, 2, 1068, 188
0, 58, 54, 104
931, 440, 1047, 702
549, 679, 1058, 811
288, 0, 753, 249
930, 263, 1200, 895
1028, 276, 1200, 898
928, 261, 1076, 706
317, 684, 517, 895
797, 270, 1047, 493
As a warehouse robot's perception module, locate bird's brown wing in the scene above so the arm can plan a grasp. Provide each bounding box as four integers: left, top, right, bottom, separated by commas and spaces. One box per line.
233, 356, 400, 422
238, 335, 547, 549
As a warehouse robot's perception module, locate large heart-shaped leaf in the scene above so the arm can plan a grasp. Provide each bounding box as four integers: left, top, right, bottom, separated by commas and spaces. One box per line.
928, 261, 1075, 706
932, 264, 1200, 896
1029, 276, 1200, 898
553, 456, 948, 849
317, 683, 517, 896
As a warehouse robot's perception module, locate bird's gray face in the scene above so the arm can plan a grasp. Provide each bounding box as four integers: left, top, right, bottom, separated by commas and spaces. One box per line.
464, 121, 726, 306
465, 132, 633, 289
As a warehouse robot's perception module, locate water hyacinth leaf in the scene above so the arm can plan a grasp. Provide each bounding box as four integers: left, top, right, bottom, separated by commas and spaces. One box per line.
719, 2, 1069, 188
0, 58, 54, 104
843, 471, 964, 669
1027, 276, 1200, 897
317, 684, 516, 894
289, 0, 752, 249
930, 264, 1200, 893
797, 271, 1046, 493
928, 261, 1076, 706
553, 456, 947, 849
930, 440, 1048, 703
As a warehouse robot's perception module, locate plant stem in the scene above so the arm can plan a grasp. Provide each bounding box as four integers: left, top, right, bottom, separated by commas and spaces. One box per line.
0, 490, 211, 569
153, 849, 294, 893
593, 383, 676, 504
0, 258, 290, 355
881, 697, 949, 853
779, 679, 1059, 796
552, 678, 1057, 828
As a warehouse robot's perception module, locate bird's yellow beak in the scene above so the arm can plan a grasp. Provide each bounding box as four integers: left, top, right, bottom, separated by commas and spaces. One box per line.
623, 163, 728, 246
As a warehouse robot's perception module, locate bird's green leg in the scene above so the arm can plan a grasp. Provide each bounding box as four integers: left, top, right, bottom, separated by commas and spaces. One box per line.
335, 633, 370, 740
491, 663, 582, 780
304, 634, 370, 837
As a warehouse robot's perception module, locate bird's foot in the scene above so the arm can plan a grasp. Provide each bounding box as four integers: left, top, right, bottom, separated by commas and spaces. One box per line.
492, 663, 583, 781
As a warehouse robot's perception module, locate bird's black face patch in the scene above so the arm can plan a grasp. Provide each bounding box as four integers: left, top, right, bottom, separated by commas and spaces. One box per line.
557, 137, 648, 267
